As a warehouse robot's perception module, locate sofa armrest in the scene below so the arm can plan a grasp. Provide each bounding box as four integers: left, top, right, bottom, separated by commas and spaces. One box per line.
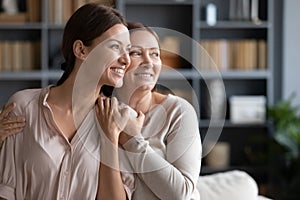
258, 195, 273, 200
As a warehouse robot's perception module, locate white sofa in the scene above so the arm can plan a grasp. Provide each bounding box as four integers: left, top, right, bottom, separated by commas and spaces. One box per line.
197, 170, 272, 200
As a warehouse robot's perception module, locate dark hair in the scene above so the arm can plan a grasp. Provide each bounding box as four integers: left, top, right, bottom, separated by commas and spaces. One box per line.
127, 21, 160, 44
57, 3, 127, 85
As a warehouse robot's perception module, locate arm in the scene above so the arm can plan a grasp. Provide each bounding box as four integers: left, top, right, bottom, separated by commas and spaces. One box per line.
94, 97, 130, 200
0, 102, 25, 145
0, 133, 17, 200
121, 99, 202, 200
1, 93, 26, 200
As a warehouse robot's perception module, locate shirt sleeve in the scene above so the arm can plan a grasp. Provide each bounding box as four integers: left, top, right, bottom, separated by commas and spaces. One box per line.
0, 92, 27, 200
94, 110, 135, 199
0, 136, 16, 200
121, 172, 135, 200
122, 98, 202, 200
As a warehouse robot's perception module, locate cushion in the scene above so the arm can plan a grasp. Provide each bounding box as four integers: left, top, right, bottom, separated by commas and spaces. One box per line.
197, 170, 259, 200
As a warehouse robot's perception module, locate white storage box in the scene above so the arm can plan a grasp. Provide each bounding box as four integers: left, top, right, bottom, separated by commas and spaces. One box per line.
229, 96, 266, 124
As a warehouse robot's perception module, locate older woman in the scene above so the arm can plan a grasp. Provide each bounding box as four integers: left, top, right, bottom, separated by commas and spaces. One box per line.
114, 22, 202, 200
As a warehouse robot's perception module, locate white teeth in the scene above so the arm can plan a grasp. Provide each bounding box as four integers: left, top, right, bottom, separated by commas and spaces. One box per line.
111, 68, 124, 74
136, 73, 152, 77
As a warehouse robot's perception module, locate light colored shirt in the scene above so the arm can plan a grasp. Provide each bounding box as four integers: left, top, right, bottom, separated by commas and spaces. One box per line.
0, 86, 126, 200
121, 94, 202, 200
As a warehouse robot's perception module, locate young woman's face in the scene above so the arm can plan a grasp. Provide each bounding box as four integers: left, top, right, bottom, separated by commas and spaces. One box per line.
123, 30, 162, 92
87, 24, 131, 88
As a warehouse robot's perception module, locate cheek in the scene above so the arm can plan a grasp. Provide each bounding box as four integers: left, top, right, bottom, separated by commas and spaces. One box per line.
153, 58, 162, 66
153, 62, 162, 74
111, 51, 123, 60
127, 59, 139, 71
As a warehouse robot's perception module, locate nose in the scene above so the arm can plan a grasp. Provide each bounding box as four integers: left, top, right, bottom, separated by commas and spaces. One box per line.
118, 50, 130, 67
142, 53, 153, 68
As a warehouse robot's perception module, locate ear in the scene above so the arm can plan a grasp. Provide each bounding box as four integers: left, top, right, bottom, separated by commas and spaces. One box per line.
73, 40, 87, 60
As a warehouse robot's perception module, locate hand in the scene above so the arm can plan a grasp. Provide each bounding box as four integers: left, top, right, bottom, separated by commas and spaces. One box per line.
0, 102, 25, 142
119, 111, 145, 145
95, 96, 130, 144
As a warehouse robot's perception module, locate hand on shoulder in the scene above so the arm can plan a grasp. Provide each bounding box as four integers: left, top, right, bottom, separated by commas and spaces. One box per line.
0, 102, 26, 142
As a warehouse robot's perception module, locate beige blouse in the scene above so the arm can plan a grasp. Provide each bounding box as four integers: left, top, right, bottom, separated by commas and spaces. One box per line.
121, 94, 202, 200
0, 86, 130, 199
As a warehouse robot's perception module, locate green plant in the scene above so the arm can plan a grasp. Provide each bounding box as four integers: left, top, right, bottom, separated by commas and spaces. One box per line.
268, 95, 300, 159
268, 95, 300, 199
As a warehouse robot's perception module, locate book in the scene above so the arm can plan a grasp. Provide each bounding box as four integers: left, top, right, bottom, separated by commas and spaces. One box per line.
12, 41, 22, 71
0, 13, 26, 23
229, 0, 251, 21
257, 40, 267, 69
251, 0, 260, 23
26, 0, 41, 22
2, 41, 12, 71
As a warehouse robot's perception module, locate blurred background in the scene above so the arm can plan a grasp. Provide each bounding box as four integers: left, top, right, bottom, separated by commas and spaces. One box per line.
0, 0, 299, 199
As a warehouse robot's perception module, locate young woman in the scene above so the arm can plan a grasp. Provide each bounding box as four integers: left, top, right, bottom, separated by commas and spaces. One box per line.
113, 22, 202, 199
0, 4, 143, 200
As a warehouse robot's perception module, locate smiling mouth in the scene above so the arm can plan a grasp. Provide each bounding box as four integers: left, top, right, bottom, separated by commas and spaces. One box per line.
111, 67, 125, 75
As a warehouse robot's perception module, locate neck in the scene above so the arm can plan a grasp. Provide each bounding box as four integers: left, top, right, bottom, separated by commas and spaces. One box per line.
49, 71, 102, 111
116, 88, 153, 113
48, 78, 74, 110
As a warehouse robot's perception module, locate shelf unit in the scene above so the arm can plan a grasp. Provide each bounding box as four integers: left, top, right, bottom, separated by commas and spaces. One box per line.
0, 0, 282, 196
116, 0, 275, 107
0, 0, 51, 106
0, 0, 277, 109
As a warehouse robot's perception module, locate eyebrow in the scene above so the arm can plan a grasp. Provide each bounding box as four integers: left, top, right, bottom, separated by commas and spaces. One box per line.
131, 45, 159, 50
106, 39, 131, 47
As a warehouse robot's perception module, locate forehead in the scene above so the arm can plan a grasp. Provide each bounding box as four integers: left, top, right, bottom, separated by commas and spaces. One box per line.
130, 30, 159, 49
96, 24, 130, 44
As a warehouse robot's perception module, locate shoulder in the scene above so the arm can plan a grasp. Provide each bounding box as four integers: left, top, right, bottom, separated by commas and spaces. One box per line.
8, 88, 41, 104
166, 94, 196, 112
154, 94, 198, 122
7, 88, 43, 115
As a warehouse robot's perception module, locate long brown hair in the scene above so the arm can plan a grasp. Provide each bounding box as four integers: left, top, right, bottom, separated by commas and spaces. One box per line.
57, 3, 127, 85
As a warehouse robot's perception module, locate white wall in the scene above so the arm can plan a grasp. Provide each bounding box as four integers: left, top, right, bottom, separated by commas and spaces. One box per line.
283, 0, 300, 105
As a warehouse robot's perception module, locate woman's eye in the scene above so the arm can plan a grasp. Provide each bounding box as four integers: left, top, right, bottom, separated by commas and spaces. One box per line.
110, 44, 120, 50
152, 52, 159, 57
130, 51, 141, 56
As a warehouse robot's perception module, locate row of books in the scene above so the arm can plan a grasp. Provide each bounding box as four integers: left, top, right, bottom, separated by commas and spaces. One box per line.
0, 39, 267, 72
48, 0, 115, 24
0, 0, 41, 23
198, 39, 267, 71
0, 0, 114, 24
229, 0, 261, 22
0, 41, 40, 71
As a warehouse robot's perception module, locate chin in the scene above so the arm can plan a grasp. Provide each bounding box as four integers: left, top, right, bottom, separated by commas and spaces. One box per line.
114, 80, 124, 88
139, 84, 155, 91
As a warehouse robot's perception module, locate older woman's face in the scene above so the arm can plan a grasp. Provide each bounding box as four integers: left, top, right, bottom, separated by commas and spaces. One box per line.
123, 30, 162, 91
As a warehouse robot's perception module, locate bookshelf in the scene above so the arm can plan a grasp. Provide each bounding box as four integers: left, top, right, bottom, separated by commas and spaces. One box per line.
0, 0, 111, 106
0, 0, 282, 197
